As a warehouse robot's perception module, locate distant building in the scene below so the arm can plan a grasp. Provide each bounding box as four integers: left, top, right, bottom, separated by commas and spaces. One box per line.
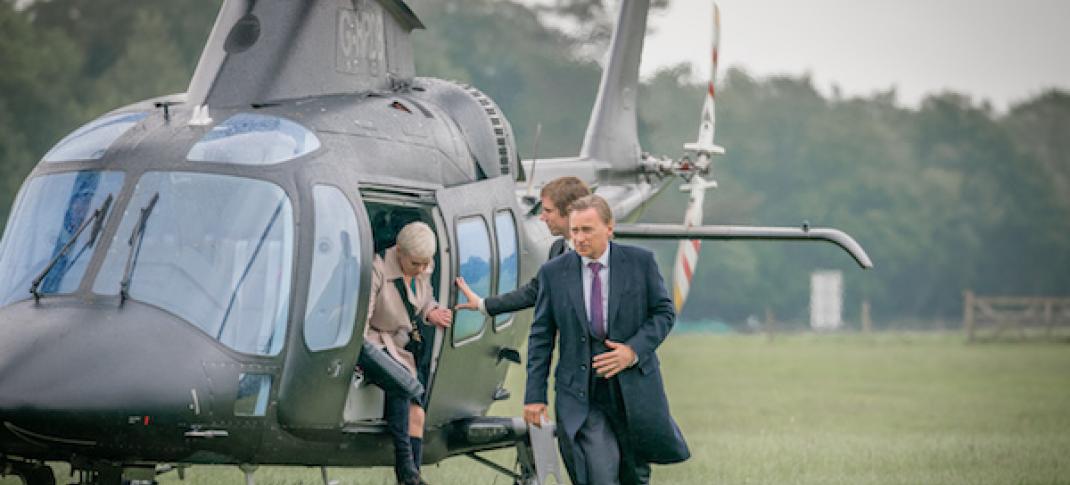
810, 270, 843, 330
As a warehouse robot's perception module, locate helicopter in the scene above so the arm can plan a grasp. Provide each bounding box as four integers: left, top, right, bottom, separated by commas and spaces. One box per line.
0, 0, 872, 484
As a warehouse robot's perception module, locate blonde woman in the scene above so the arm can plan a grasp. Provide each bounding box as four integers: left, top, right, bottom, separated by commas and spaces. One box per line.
364, 221, 452, 485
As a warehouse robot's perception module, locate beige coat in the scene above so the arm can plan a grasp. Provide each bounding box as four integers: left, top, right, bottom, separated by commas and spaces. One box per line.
363, 246, 440, 377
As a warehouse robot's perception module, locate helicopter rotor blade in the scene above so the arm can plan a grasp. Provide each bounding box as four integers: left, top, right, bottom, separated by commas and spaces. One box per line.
682, 2, 724, 166
617, 222, 875, 270
671, 2, 724, 312
671, 176, 717, 312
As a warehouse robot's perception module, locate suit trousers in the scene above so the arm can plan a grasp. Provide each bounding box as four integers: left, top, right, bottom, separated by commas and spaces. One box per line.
562, 373, 651, 485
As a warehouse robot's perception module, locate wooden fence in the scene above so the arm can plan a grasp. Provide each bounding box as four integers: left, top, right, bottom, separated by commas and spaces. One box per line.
963, 291, 1070, 341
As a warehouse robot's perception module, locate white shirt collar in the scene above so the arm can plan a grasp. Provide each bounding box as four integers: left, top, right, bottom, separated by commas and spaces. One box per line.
580, 243, 610, 269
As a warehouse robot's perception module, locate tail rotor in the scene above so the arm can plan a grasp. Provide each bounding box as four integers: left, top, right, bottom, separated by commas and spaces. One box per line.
672, 2, 724, 313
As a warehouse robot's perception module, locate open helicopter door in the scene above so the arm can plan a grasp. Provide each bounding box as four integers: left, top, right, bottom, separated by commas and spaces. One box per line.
277, 183, 375, 432
424, 175, 527, 428
341, 185, 442, 428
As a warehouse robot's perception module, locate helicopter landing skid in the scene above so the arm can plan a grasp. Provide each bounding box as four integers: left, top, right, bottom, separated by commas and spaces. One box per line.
464, 421, 563, 485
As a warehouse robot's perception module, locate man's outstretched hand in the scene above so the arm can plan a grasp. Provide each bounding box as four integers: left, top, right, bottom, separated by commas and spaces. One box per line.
453, 277, 482, 311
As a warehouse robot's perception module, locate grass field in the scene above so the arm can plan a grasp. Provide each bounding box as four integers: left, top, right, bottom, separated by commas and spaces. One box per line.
6, 332, 1069, 484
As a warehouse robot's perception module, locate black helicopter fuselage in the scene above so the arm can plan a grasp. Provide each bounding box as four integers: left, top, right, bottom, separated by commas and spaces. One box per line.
0, 77, 547, 468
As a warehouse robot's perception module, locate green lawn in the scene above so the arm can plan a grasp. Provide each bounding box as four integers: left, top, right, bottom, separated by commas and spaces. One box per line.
6, 333, 1069, 484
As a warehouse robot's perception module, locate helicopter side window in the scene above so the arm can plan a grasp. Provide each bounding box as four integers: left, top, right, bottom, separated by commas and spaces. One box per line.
0, 171, 125, 307
92, 172, 294, 356
187, 113, 321, 165
304, 185, 362, 352
43, 112, 148, 162
453, 216, 492, 344
493, 210, 519, 329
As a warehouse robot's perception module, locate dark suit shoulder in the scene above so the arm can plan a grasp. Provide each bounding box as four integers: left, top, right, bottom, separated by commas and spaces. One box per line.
548, 237, 567, 258
539, 249, 577, 275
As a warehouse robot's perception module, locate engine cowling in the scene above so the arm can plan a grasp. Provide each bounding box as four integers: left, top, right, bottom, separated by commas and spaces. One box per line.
412, 78, 519, 180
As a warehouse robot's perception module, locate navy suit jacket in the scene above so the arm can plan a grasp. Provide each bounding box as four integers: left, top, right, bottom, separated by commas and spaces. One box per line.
484, 237, 567, 316
524, 242, 690, 464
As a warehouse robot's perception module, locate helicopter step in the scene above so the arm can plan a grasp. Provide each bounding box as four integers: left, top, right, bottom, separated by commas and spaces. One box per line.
338, 415, 561, 484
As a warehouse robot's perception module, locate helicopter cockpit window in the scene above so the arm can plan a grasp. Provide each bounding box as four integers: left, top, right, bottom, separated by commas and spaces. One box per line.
43, 112, 148, 162
0, 171, 125, 307
453, 216, 492, 344
187, 113, 321, 165
493, 210, 519, 329
304, 185, 362, 352
93, 172, 294, 356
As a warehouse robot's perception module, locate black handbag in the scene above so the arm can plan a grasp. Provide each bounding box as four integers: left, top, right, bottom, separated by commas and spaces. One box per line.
357, 341, 424, 399
356, 275, 428, 400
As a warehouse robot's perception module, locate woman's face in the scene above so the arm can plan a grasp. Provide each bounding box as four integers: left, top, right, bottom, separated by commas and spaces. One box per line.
397, 248, 431, 277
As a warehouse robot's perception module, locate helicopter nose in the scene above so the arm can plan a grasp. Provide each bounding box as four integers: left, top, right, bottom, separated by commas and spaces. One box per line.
0, 299, 230, 447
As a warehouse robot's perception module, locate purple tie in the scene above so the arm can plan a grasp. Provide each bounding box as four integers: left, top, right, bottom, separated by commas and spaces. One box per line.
588, 261, 605, 339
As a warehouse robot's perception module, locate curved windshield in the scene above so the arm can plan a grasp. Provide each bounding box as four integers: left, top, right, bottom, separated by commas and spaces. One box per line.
0, 171, 124, 307
43, 112, 148, 162
187, 113, 321, 165
93, 172, 294, 356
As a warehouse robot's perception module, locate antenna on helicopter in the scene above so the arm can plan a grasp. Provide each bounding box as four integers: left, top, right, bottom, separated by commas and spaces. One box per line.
525, 122, 543, 201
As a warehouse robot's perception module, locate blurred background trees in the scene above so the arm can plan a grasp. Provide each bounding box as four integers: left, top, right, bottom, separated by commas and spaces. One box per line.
1, 0, 1066, 326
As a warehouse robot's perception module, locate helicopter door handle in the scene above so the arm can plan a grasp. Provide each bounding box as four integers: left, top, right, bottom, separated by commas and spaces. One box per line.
497, 347, 521, 365
327, 358, 344, 378
184, 429, 229, 439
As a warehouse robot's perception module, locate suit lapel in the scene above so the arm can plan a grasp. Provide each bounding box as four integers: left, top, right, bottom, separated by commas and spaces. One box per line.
565, 253, 590, 333
608, 242, 627, 338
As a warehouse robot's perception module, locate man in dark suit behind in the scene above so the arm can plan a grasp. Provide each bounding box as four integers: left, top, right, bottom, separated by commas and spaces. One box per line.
525, 195, 690, 485
454, 176, 590, 316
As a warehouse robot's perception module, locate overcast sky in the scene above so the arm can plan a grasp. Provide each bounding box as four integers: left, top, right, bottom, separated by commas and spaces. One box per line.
639, 0, 1070, 111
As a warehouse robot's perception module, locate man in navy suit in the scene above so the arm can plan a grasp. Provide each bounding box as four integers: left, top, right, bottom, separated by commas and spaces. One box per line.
524, 195, 690, 485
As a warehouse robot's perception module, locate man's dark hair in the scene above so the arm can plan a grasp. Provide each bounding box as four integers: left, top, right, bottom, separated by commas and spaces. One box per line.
540, 176, 590, 213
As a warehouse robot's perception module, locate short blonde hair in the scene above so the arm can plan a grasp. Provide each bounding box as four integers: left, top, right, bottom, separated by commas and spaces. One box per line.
568, 194, 613, 224
396, 221, 436, 260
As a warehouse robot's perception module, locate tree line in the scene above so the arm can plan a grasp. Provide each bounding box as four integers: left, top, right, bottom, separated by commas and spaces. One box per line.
1, 0, 1066, 326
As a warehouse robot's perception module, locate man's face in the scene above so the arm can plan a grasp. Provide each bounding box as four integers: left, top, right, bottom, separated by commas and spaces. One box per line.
539, 196, 569, 237
570, 207, 612, 259
397, 248, 431, 277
